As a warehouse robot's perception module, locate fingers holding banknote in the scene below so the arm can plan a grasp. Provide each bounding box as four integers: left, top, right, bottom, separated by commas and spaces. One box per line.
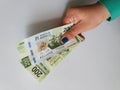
61, 2, 110, 44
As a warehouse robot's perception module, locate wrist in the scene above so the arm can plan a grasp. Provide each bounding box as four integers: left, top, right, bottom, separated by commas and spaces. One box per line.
95, 2, 110, 20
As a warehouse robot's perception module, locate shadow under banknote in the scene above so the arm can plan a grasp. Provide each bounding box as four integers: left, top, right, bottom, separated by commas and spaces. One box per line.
26, 18, 62, 38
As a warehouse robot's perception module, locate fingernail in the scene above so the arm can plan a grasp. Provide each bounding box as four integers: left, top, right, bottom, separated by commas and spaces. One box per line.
61, 37, 69, 44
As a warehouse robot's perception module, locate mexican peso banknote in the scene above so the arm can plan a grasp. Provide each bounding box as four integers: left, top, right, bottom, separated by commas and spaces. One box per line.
17, 23, 84, 83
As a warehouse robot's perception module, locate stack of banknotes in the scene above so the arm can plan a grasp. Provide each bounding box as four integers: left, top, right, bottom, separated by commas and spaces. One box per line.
17, 23, 84, 82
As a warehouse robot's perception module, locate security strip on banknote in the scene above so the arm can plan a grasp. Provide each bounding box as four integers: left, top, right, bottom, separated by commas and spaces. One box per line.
17, 23, 84, 83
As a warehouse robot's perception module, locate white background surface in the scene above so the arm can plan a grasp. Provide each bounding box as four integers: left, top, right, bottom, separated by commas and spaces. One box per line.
0, 0, 120, 90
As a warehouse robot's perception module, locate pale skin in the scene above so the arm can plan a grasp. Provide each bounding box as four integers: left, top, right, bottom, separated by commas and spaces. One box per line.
62, 2, 110, 41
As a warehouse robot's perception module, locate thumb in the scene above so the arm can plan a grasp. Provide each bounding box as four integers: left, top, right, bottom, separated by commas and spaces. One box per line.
61, 22, 86, 44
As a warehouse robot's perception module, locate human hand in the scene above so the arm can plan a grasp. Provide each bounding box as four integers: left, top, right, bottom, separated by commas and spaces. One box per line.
61, 2, 110, 44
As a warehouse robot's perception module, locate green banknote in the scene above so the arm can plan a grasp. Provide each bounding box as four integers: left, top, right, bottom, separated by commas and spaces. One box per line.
17, 23, 84, 82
